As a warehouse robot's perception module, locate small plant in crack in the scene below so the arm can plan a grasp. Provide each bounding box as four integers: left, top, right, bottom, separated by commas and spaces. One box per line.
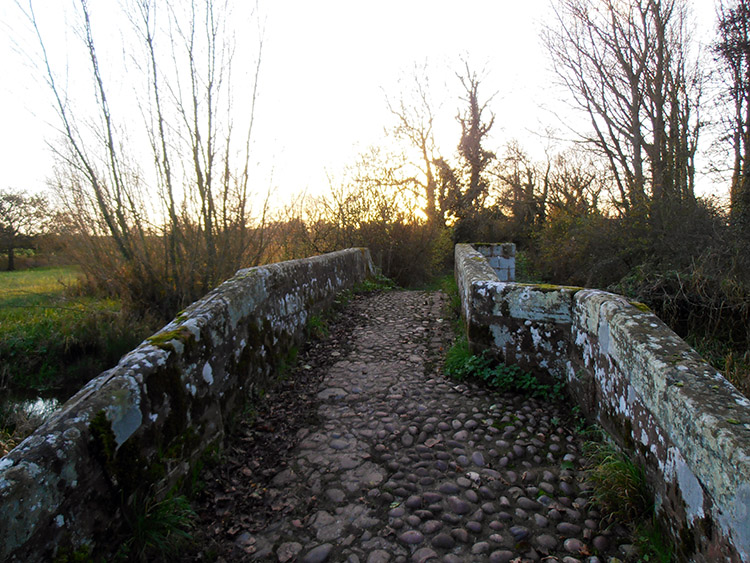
582, 438, 673, 562
444, 336, 564, 401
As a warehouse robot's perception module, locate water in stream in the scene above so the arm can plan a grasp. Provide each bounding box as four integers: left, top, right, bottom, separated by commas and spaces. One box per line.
1, 388, 71, 455
8, 392, 62, 420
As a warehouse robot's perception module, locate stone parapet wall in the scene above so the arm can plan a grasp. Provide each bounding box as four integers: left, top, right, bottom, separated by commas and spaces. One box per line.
474, 243, 516, 281
0, 248, 374, 562
455, 243, 750, 562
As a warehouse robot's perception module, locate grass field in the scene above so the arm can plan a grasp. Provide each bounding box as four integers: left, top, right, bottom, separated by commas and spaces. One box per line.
0, 266, 156, 393
0, 266, 161, 452
0, 266, 81, 300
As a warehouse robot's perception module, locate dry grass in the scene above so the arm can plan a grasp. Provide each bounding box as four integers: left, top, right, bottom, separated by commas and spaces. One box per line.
583, 440, 652, 523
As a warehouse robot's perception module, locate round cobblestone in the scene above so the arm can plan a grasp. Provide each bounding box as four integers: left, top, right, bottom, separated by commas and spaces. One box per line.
195, 291, 635, 563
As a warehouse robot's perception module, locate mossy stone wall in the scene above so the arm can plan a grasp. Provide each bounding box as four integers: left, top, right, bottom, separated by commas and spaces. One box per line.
455, 243, 750, 562
0, 248, 374, 562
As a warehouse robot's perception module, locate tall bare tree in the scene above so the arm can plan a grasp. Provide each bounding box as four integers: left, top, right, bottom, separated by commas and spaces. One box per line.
441, 63, 497, 226
386, 66, 444, 226
25, 0, 266, 316
716, 0, 750, 234
544, 0, 701, 216
544, 150, 605, 216
494, 141, 546, 229
455, 63, 496, 215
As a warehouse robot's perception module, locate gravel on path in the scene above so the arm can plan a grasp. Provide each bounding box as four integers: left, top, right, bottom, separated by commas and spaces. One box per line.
187, 290, 633, 563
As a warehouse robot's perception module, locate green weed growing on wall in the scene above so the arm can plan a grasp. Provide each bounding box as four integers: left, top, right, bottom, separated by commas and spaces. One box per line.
582, 437, 673, 562
444, 336, 564, 401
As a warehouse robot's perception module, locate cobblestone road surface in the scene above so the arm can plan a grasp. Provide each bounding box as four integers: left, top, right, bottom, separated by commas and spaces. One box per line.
200, 290, 632, 563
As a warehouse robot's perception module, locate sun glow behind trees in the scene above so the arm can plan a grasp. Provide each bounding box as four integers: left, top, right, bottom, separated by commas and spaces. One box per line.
2, 1, 560, 202
0, 0, 730, 245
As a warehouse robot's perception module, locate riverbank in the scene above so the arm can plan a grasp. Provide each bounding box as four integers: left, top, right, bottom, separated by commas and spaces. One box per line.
0, 266, 157, 451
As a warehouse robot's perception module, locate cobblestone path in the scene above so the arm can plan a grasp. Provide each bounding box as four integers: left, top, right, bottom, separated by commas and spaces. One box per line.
194, 290, 632, 562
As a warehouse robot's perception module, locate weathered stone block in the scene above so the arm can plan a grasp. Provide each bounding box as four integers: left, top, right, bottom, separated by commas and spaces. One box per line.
474, 243, 516, 281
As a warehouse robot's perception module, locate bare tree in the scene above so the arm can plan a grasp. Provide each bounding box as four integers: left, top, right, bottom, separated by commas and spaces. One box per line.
0, 189, 48, 271
386, 66, 444, 225
24, 0, 267, 317
716, 0, 750, 233
455, 63, 496, 215
493, 141, 546, 229
440, 63, 497, 227
544, 0, 701, 215
544, 150, 605, 216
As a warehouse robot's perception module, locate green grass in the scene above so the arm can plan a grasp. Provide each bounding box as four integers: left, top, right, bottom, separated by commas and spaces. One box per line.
306, 314, 330, 339
427, 273, 463, 335
116, 494, 196, 562
439, 270, 563, 400
416, 273, 455, 293
583, 437, 673, 561
584, 440, 651, 523
0, 266, 81, 299
0, 266, 156, 393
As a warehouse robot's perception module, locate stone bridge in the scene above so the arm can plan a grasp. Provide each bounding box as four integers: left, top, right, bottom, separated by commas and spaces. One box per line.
0, 245, 748, 562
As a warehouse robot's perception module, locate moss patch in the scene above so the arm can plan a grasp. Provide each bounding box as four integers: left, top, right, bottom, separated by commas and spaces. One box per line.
629, 301, 652, 313
89, 410, 156, 498
52, 542, 92, 563
147, 327, 197, 353
521, 282, 583, 293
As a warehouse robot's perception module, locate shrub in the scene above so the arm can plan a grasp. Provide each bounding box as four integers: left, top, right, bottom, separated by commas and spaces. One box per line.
362, 221, 445, 287
611, 206, 750, 394
275, 191, 454, 289
451, 208, 515, 245
528, 198, 750, 396
532, 209, 649, 288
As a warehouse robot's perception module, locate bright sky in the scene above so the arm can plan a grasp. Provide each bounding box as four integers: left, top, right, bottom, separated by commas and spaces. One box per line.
0, 0, 722, 207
